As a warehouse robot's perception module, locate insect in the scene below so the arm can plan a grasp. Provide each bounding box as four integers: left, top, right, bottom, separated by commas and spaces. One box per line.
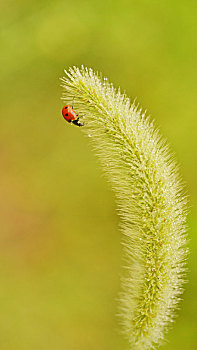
62, 104, 84, 127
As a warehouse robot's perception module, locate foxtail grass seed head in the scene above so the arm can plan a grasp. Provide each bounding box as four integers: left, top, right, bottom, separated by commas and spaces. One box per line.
60, 66, 188, 350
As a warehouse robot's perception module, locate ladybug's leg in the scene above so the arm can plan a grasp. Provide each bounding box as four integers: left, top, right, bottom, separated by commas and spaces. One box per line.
76, 116, 85, 123
76, 114, 85, 118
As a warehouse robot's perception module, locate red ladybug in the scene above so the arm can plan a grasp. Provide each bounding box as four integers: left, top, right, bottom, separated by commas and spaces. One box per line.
62, 105, 83, 127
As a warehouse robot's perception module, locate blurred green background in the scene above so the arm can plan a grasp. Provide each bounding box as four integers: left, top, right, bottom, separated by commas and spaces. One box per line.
0, 0, 196, 349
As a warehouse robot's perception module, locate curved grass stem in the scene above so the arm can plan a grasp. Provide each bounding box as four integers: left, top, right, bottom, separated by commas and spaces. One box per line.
60, 66, 188, 350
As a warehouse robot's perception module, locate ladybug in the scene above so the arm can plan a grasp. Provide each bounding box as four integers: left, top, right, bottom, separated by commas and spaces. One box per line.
62, 105, 83, 127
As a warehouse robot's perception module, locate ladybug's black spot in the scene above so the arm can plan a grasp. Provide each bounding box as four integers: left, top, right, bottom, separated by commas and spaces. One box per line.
65, 113, 68, 116
65, 106, 67, 109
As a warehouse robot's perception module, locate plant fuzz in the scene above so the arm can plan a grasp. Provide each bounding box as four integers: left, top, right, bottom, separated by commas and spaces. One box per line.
60, 66, 188, 350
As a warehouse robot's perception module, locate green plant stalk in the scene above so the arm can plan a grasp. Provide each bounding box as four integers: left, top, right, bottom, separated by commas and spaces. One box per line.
60, 66, 188, 350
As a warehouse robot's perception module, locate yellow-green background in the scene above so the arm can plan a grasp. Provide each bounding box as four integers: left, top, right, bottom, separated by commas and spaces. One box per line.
0, 0, 196, 349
